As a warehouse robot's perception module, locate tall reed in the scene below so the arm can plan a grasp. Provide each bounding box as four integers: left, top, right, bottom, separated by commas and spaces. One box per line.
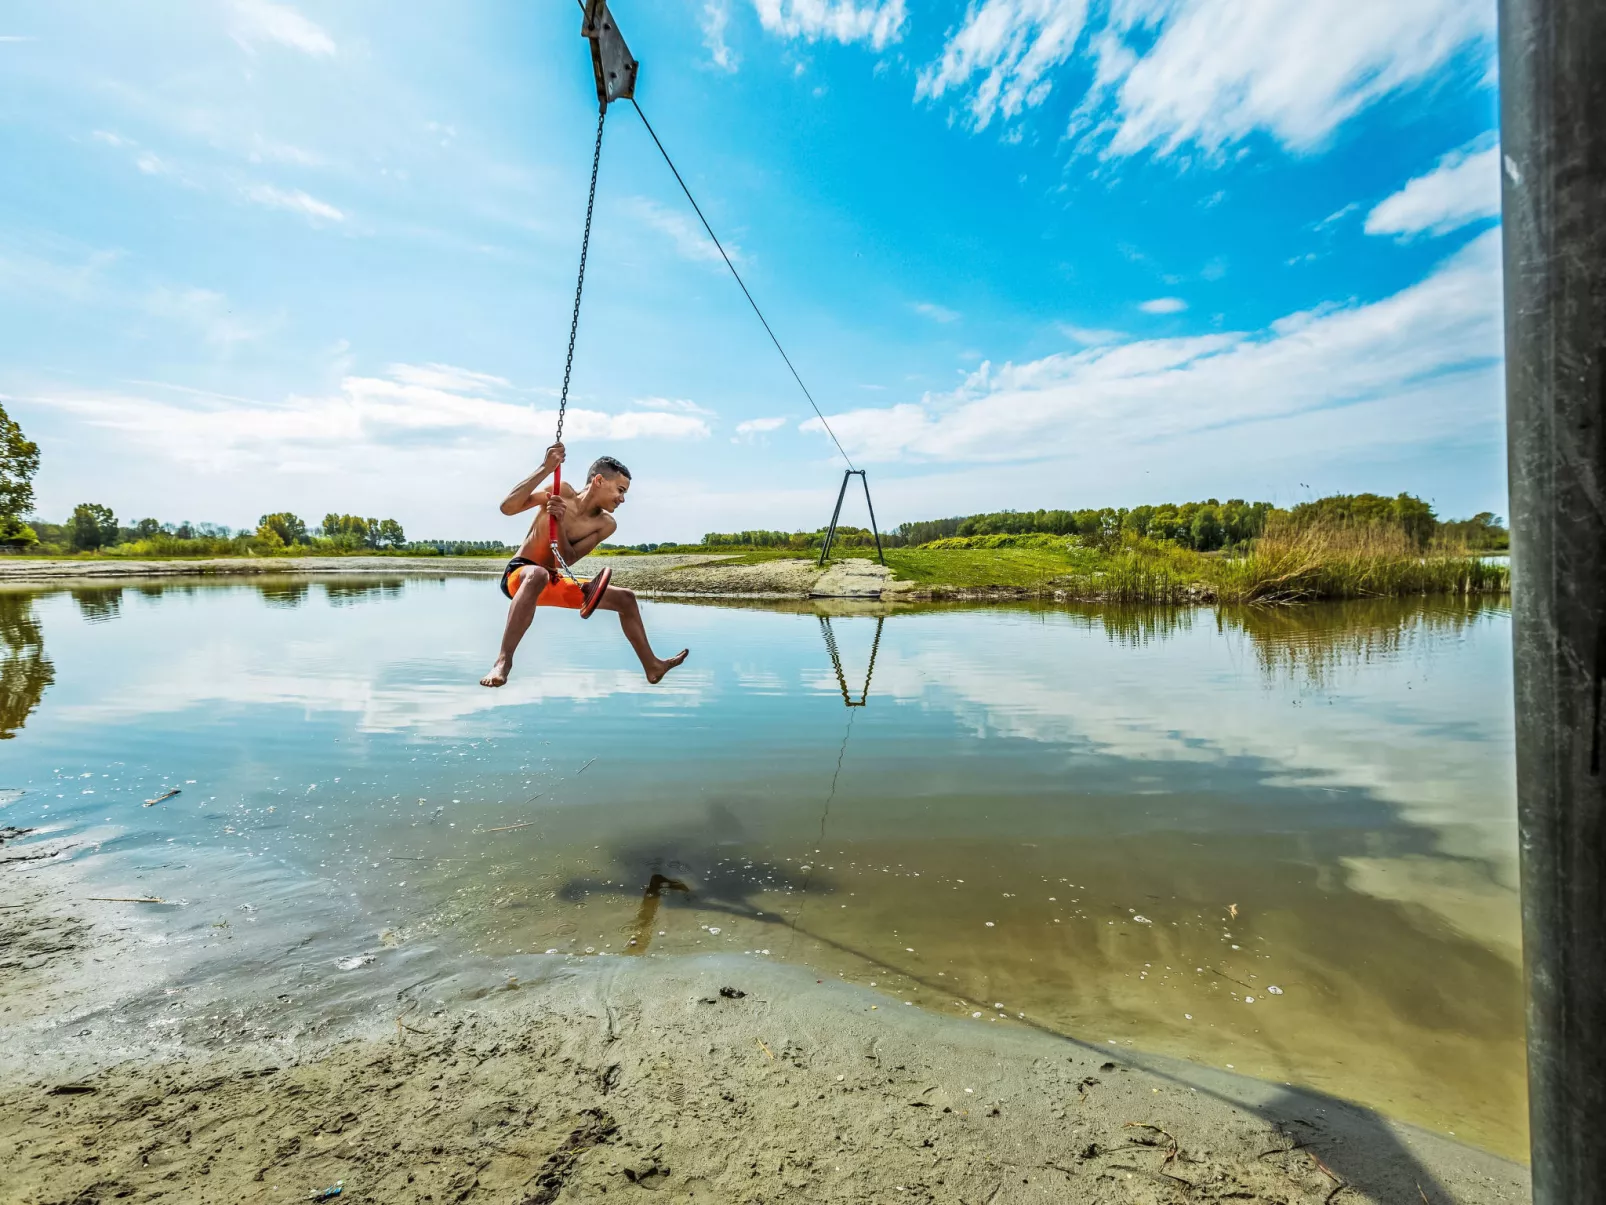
1213, 515, 1509, 603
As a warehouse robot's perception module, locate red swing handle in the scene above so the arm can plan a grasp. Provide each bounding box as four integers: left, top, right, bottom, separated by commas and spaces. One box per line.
549, 463, 562, 550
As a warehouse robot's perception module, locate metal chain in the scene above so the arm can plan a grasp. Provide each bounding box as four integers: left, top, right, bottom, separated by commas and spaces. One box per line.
556, 106, 607, 446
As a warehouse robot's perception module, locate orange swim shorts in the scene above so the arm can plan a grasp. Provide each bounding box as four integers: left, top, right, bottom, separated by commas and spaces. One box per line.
499, 558, 586, 609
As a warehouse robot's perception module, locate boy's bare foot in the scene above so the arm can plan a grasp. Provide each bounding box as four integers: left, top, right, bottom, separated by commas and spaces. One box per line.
646, 649, 689, 685
480, 656, 512, 688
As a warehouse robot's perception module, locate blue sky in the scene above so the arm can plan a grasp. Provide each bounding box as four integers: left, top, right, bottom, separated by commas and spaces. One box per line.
0, 0, 1503, 543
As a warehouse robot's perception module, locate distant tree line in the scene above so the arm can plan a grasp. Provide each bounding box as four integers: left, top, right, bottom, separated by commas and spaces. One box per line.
18, 506, 430, 556
256, 512, 406, 551
697, 493, 1509, 555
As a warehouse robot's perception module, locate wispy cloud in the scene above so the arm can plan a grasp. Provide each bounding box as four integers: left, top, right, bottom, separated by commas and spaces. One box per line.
913, 301, 960, 323
143, 286, 271, 348
241, 183, 345, 224
916, 0, 1091, 131
91, 130, 191, 184
636, 396, 716, 417
0, 244, 123, 304
0, 35, 38, 43
230, 0, 335, 58
247, 135, 324, 167
702, 1, 740, 72
1139, 297, 1186, 314
1366, 138, 1501, 239
1314, 201, 1360, 231
734, 415, 788, 443
1058, 324, 1124, 345
799, 230, 1501, 465
625, 197, 735, 265
736, 416, 788, 435
918, 0, 1493, 156
751, 0, 907, 51
386, 363, 512, 393
23, 363, 711, 473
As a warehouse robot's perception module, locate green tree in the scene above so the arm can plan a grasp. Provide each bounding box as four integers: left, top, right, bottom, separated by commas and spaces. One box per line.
258, 512, 309, 545
321, 514, 370, 547
1287, 492, 1439, 548
132, 518, 161, 539
1439, 512, 1509, 550
375, 518, 405, 548
1189, 506, 1224, 551
69, 503, 119, 551
0, 401, 40, 535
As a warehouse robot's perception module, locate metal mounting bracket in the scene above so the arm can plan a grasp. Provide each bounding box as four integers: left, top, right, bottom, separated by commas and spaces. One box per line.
582, 0, 638, 111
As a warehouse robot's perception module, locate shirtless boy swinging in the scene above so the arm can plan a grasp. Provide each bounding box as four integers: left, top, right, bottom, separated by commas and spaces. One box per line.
480, 443, 688, 688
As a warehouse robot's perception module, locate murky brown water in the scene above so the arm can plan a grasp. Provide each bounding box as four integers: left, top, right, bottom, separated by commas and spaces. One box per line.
0, 581, 1522, 1156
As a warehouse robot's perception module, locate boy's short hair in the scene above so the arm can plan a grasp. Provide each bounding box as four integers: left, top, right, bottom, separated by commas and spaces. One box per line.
588, 455, 631, 481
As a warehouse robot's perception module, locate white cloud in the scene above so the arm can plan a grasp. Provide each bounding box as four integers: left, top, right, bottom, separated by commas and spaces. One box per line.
230, 0, 336, 58
920, 0, 1493, 155
625, 197, 735, 265
734, 415, 789, 442
702, 1, 740, 71
1103, 0, 1494, 156
913, 301, 961, 323
751, 0, 907, 50
636, 396, 717, 416
799, 230, 1501, 465
916, 0, 1091, 130
386, 363, 513, 393
242, 183, 345, 224
21, 363, 711, 474
1366, 139, 1501, 238
1058, 324, 1125, 345
1138, 296, 1186, 314
1314, 201, 1360, 231
135, 151, 167, 176
92, 130, 133, 148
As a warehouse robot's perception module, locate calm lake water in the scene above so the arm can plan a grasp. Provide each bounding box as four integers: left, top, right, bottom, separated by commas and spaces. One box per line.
0, 577, 1523, 1157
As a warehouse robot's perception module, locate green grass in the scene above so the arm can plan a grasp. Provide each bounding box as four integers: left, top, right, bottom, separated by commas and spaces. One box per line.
883, 546, 1095, 589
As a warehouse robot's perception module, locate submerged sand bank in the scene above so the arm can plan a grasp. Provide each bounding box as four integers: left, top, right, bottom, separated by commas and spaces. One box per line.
0, 850, 1528, 1205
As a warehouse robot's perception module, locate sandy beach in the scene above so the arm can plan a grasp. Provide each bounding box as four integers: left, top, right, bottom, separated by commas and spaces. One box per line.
0, 832, 1528, 1205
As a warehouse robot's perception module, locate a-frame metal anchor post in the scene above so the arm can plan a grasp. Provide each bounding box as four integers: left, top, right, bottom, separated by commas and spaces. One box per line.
817, 469, 886, 567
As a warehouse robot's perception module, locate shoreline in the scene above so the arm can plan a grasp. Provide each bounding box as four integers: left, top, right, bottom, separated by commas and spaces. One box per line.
0, 553, 1510, 606
0, 854, 1528, 1205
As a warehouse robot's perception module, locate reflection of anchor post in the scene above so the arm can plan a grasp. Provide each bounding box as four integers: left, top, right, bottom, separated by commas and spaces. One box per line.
820, 615, 884, 707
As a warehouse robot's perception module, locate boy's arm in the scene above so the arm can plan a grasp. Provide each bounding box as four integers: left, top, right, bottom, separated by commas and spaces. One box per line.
564, 513, 617, 562
546, 510, 607, 565
499, 443, 565, 516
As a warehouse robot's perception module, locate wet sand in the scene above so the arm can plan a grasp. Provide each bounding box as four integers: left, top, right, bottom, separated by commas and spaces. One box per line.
0, 854, 1529, 1205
